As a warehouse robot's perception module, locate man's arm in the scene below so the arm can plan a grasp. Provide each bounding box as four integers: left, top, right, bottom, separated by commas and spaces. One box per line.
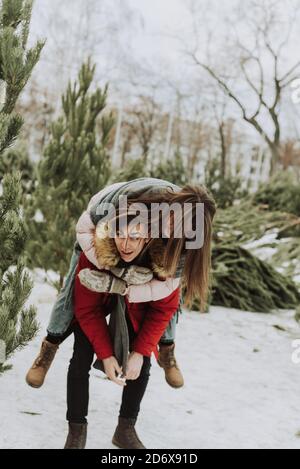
74, 252, 114, 360
131, 287, 181, 357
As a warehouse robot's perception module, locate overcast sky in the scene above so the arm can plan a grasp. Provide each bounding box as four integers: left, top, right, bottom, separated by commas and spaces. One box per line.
28, 0, 300, 139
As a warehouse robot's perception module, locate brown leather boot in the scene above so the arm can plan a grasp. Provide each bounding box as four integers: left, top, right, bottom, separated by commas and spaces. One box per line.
64, 423, 87, 449
112, 417, 146, 449
157, 343, 184, 388
25, 338, 59, 388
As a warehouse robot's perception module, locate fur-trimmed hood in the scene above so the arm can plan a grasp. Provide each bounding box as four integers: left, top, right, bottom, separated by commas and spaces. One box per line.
94, 221, 171, 279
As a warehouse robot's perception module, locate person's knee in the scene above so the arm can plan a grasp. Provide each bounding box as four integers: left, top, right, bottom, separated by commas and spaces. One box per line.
68, 352, 93, 376
140, 358, 151, 379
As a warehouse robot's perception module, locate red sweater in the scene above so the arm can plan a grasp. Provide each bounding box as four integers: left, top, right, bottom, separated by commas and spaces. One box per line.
73, 252, 181, 360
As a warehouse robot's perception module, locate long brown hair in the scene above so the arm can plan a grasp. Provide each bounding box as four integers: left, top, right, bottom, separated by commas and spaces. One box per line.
125, 184, 217, 311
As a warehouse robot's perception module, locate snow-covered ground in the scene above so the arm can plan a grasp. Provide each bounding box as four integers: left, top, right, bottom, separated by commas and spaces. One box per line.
1, 274, 300, 449
242, 231, 300, 289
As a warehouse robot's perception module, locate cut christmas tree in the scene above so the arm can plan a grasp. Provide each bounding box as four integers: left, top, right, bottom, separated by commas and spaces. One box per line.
189, 199, 300, 313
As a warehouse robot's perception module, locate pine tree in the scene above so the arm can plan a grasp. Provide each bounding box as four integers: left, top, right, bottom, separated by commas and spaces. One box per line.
204, 157, 247, 209
253, 171, 300, 216
0, 143, 37, 194
26, 59, 113, 289
111, 152, 189, 186
0, 0, 44, 373
150, 151, 189, 186
111, 157, 150, 183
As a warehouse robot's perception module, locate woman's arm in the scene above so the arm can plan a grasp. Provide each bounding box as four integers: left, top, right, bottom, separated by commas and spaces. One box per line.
126, 277, 181, 303
76, 209, 103, 268
76, 182, 125, 268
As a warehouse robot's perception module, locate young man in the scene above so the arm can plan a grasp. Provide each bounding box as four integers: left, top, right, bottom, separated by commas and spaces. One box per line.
64, 219, 181, 449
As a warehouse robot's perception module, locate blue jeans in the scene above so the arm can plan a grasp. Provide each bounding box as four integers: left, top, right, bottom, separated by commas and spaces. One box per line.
47, 244, 80, 336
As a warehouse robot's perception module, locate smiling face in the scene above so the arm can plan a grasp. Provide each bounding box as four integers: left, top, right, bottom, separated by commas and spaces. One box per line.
114, 222, 150, 262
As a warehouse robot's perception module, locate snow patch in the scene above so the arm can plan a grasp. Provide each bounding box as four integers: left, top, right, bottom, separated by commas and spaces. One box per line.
0, 277, 300, 448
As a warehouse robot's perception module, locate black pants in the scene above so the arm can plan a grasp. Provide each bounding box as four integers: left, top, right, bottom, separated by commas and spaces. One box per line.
66, 316, 151, 424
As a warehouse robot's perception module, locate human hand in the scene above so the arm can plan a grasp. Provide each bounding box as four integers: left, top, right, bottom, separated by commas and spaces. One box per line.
78, 268, 128, 295
124, 352, 144, 380
110, 265, 153, 285
102, 356, 127, 387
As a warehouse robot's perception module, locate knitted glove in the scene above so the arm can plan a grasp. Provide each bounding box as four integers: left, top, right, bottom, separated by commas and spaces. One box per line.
78, 269, 128, 295
110, 265, 153, 285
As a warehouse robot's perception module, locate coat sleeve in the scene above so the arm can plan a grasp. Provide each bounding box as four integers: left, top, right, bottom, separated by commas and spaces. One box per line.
76, 209, 103, 268
74, 252, 114, 360
131, 287, 181, 357
126, 277, 181, 303
75, 182, 125, 269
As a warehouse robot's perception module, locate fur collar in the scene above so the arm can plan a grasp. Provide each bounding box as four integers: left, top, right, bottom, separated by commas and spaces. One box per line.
94, 222, 171, 278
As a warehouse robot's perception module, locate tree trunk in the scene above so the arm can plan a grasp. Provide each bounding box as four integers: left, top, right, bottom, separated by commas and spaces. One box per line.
269, 143, 281, 176
219, 123, 226, 179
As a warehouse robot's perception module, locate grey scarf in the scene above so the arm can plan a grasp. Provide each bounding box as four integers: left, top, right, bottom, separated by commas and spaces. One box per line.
93, 294, 129, 374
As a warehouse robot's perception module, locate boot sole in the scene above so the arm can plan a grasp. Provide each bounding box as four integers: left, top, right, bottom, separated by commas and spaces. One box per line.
112, 437, 124, 449
157, 362, 184, 389
166, 379, 184, 389
112, 437, 145, 449
25, 376, 43, 388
